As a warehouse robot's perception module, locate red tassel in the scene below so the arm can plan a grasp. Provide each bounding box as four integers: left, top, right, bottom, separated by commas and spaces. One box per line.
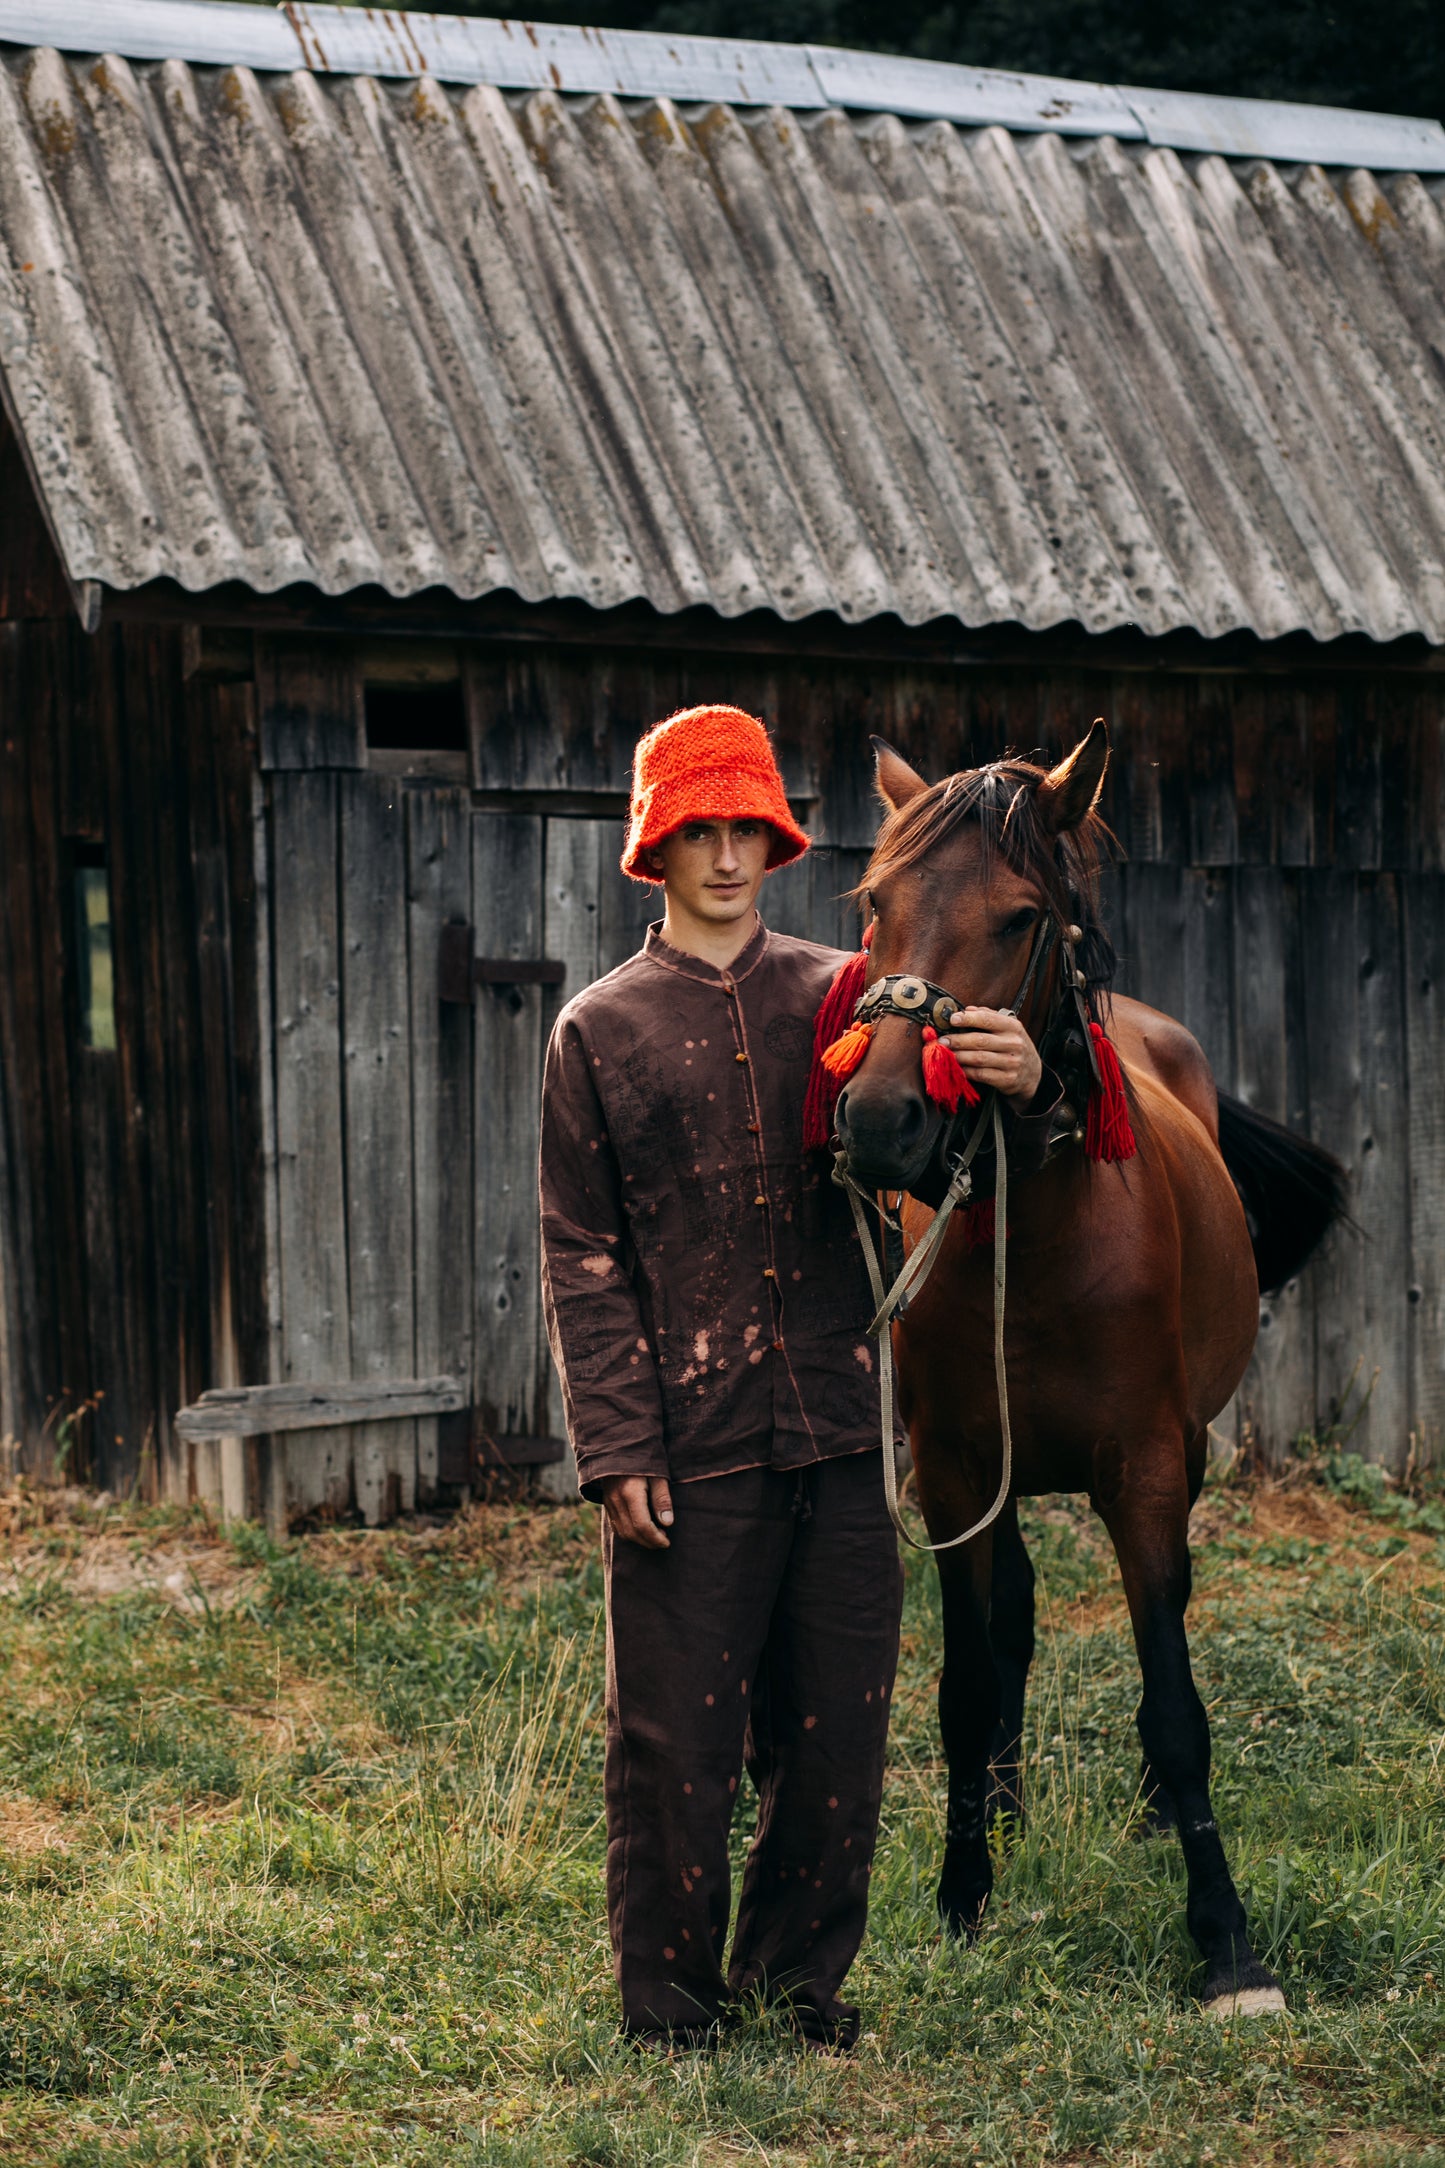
1086, 1021, 1137, 1163
921, 1026, 980, 1113
820, 1020, 874, 1079
958, 1199, 996, 1251
803, 941, 871, 1151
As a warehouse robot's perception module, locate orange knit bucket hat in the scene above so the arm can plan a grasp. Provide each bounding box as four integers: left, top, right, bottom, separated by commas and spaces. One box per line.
621, 705, 810, 881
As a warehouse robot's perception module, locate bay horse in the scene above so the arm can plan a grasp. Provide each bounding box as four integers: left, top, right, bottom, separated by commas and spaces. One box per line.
826, 723, 1346, 2017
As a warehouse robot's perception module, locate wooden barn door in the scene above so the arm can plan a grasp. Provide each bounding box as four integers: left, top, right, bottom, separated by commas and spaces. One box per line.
266, 769, 459, 1524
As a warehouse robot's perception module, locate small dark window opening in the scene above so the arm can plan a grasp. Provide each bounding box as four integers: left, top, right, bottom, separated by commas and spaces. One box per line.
364, 681, 467, 753
71, 842, 116, 1052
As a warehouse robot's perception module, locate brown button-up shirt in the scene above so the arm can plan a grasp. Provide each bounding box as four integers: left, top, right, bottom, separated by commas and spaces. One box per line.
540, 917, 882, 1498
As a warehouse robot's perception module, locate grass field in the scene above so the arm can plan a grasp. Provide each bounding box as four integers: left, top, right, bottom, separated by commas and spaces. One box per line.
0, 1458, 1442, 2167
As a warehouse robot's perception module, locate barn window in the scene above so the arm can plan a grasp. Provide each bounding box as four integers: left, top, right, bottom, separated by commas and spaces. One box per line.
72, 844, 116, 1052
364, 680, 467, 754
362, 644, 467, 778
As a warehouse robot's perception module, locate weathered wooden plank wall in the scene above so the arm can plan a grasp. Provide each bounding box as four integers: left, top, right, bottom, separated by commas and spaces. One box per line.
470, 811, 549, 1450
271, 770, 353, 1517
4, 601, 1444, 1508
341, 776, 418, 1523
0, 616, 267, 1493
406, 789, 473, 1498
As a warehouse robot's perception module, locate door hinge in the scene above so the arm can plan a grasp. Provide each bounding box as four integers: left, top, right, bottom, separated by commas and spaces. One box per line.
440, 920, 565, 1003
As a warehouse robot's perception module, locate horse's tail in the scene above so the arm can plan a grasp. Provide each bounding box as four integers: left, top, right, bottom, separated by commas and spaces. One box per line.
1216, 1093, 1349, 1295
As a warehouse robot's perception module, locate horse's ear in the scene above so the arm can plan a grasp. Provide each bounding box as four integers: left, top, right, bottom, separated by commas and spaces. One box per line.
1037, 719, 1110, 835
871, 736, 929, 813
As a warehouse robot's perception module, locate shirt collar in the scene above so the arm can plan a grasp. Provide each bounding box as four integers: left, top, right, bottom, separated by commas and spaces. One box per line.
643, 914, 771, 986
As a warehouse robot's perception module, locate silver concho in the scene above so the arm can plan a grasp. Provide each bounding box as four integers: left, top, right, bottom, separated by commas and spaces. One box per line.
857, 979, 886, 1015
890, 976, 928, 1011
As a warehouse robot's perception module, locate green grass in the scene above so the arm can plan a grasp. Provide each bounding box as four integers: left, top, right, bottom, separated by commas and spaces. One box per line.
0, 1475, 1442, 2166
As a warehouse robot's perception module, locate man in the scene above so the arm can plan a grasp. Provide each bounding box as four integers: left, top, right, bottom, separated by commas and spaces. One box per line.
539, 705, 1041, 2050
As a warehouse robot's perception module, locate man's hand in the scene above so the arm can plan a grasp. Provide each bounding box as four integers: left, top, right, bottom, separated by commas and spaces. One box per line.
941, 1007, 1043, 1112
601, 1473, 675, 1549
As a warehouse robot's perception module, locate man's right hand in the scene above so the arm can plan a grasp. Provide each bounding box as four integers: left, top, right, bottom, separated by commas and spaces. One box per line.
600, 1473, 675, 1549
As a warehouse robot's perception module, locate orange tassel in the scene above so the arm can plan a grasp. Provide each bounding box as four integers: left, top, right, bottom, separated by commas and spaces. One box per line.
921, 1026, 980, 1112
1086, 1021, 1137, 1163
820, 1021, 875, 1079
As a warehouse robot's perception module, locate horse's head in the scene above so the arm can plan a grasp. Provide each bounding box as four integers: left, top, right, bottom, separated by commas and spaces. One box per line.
833, 722, 1114, 1191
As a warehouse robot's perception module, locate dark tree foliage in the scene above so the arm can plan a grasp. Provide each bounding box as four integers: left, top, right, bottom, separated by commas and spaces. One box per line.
417, 0, 1445, 122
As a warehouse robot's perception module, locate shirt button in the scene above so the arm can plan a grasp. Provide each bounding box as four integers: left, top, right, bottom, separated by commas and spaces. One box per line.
753, 1194, 766, 1207
734, 1052, 749, 1064
762, 1267, 776, 1279
772, 1339, 785, 1351
747, 1123, 761, 1135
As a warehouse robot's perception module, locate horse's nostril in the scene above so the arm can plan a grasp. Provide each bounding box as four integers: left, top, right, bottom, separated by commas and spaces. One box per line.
836, 1083, 927, 1155
896, 1094, 926, 1149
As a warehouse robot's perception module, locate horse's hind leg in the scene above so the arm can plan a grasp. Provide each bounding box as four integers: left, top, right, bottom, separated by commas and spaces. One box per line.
1101, 1460, 1284, 2016
1138, 1755, 1180, 1836
1137, 1435, 1209, 1836
934, 1535, 1000, 1939
985, 1500, 1034, 1839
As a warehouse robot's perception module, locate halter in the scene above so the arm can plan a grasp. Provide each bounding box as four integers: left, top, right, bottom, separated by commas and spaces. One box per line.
854, 912, 1058, 1038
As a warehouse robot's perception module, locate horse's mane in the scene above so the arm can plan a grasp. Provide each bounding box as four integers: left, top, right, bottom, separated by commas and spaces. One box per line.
853, 756, 1121, 1010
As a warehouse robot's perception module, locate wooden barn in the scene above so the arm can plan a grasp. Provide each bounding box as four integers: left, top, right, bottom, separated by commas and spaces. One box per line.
2, 0, 1445, 1522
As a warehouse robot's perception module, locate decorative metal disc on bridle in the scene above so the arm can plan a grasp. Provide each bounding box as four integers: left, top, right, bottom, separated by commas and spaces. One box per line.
856, 973, 960, 1033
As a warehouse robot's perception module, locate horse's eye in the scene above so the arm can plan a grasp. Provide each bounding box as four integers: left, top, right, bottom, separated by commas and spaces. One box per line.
1002, 908, 1037, 938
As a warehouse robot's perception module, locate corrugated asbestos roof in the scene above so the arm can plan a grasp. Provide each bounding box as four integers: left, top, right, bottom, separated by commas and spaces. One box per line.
2, 32, 1445, 640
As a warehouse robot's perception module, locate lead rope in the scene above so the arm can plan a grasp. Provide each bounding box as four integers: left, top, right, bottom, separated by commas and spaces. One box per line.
839, 1092, 1012, 1554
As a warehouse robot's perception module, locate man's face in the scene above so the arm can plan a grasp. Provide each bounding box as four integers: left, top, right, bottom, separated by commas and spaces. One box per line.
648, 819, 772, 925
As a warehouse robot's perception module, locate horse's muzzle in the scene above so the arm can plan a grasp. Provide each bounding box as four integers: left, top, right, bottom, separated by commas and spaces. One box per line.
833, 1080, 941, 1192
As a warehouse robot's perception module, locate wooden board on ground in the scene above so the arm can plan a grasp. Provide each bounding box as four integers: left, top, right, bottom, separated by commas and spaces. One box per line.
176, 1376, 465, 1441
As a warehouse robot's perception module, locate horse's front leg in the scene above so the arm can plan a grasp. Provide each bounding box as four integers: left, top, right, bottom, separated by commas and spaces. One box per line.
985, 1498, 1035, 1839
1100, 1452, 1285, 2015
927, 1515, 999, 1940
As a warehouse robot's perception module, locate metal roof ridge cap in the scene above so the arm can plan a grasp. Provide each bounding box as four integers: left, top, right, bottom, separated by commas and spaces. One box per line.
281, 6, 828, 103
1119, 83, 1445, 171
0, 0, 305, 69
1, 3, 1442, 169
803, 43, 1142, 136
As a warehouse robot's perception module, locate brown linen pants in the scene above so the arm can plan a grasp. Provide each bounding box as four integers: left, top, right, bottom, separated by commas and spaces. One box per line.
603, 1451, 904, 2040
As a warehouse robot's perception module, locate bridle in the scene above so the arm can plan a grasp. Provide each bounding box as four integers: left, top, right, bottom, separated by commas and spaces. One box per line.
854, 908, 1059, 1040
835, 910, 1098, 1554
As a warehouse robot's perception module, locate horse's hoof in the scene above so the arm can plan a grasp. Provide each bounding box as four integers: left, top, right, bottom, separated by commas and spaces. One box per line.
1202, 1983, 1287, 2019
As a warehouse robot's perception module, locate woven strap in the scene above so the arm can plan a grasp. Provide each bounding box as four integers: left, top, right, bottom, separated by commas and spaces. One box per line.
838, 1091, 1013, 1554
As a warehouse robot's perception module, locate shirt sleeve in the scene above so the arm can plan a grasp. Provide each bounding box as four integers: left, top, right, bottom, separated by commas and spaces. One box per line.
539, 1013, 668, 1502
1004, 1064, 1065, 1179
